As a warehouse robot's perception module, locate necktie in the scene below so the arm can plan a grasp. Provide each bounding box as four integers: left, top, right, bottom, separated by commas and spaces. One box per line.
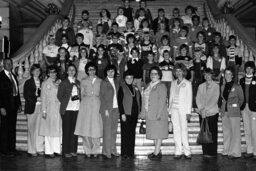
9, 72, 17, 96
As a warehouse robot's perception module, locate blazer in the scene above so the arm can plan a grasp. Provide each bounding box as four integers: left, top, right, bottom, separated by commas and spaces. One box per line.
23, 77, 42, 114
169, 79, 192, 115
220, 83, 244, 117
57, 78, 81, 115
240, 76, 256, 111
0, 70, 21, 111
141, 82, 168, 121
99, 77, 120, 114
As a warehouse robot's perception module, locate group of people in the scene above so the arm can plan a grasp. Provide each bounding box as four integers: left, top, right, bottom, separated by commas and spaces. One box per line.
0, 0, 255, 161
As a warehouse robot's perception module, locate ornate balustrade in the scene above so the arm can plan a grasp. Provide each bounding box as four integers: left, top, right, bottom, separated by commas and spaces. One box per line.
205, 0, 256, 65
11, 0, 75, 89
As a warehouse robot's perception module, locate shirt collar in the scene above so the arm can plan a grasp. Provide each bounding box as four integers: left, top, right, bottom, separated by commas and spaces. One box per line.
68, 76, 75, 83
4, 69, 11, 76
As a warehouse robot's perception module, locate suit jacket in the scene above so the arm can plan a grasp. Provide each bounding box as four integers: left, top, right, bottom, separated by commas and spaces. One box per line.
57, 78, 81, 115
0, 70, 21, 111
220, 83, 244, 117
141, 82, 168, 121
23, 77, 42, 114
99, 77, 120, 114
240, 76, 256, 111
169, 79, 192, 115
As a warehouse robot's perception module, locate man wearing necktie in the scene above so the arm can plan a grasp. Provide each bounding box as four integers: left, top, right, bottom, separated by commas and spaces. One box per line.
0, 58, 22, 156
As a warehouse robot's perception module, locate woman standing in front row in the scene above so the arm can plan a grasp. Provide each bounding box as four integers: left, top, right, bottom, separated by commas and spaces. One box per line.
141, 66, 168, 160
23, 64, 44, 156
118, 71, 141, 159
40, 65, 62, 158
75, 62, 103, 158
100, 65, 120, 159
220, 67, 244, 159
196, 68, 220, 158
169, 63, 192, 159
57, 64, 80, 158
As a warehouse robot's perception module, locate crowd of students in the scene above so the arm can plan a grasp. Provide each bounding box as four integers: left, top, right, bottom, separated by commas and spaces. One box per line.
1, 0, 255, 161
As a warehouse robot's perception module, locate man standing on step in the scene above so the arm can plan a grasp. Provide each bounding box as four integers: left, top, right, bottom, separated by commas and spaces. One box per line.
0, 58, 22, 156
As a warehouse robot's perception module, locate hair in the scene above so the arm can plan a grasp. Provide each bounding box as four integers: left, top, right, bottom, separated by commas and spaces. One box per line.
147, 51, 154, 57
229, 35, 236, 41
180, 26, 189, 34
82, 10, 89, 16
203, 68, 214, 75
46, 65, 57, 76
97, 44, 106, 51
179, 44, 189, 54
104, 64, 117, 78
161, 35, 170, 44
30, 64, 41, 76
112, 22, 118, 27
214, 32, 222, 38
79, 47, 88, 59
100, 9, 111, 18
117, 7, 124, 14
140, 18, 150, 29
84, 62, 97, 75
202, 17, 209, 22
123, 70, 134, 78
196, 31, 205, 40
149, 66, 162, 80
67, 64, 78, 75
76, 33, 84, 39
96, 24, 103, 34
126, 33, 136, 43
62, 16, 70, 23
172, 18, 182, 28
225, 67, 235, 80
139, 0, 147, 6
173, 63, 188, 78
158, 8, 165, 13
244, 61, 255, 72
130, 47, 140, 55
173, 8, 180, 13
163, 49, 170, 56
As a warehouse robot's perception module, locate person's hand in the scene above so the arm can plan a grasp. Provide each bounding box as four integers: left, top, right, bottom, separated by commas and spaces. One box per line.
105, 110, 109, 117
42, 112, 47, 119
17, 106, 22, 113
0, 108, 7, 116
121, 114, 126, 122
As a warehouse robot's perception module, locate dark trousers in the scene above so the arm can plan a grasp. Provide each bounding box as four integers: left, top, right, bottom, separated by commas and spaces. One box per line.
121, 114, 138, 156
61, 110, 78, 155
199, 114, 219, 156
0, 109, 17, 153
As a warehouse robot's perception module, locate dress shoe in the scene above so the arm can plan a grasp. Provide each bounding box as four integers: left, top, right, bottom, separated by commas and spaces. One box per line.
243, 153, 253, 159
111, 153, 120, 157
28, 153, 38, 157
64, 154, 72, 158
148, 152, 162, 160
174, 155, 182, 160
102, 154, 111, 159
184, 155, 192, 159
93, 154, 99, 158
54, 153, 61, 157
228, 155, 240, 160
122, 155, 129, 159
37, 151, 44, 155
45, 154, 55, 158
70, 153, 77, 157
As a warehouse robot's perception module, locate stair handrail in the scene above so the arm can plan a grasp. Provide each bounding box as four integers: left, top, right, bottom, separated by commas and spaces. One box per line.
204, 0, 256, 63
12, 0, 75, 80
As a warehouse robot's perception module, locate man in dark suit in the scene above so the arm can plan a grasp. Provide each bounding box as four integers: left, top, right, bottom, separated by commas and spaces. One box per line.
0, 58, 22, 156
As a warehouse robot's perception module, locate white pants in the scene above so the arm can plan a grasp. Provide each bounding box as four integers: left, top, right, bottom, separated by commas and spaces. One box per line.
171, 109, 191, 156
26, 104, 44, 154
45, 136, 61, 155
242, 104, 256, 155
222, 114, 241, 157
83, 136, 101, 155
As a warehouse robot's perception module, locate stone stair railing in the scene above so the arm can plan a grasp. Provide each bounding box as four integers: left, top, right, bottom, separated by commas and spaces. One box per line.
205, 0, 256, 67
11, 0, 75, 91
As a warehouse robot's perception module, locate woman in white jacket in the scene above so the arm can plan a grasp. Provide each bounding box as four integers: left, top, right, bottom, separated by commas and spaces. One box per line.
169, 63, 192, 159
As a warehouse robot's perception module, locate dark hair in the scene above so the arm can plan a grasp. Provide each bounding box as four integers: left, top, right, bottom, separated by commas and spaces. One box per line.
158, 8, 165, 13
140, 18, 150, 29
229, 35, 236, 41
104, 64, 117, 78
58, 46, 67, 53
123, 70, 134, 78
163, 49, 170, 55
46, 65, 57, 76
179, 44, 189, 53
244, 61, 255, 72
161, 35, 170, 44
67, 64, 78, 75
180, 26, 189, 34
225, 67, 235, 80
30, 64, 41, 76
139, 0, 147, 6
185, 5, 196, 14
214, 32, 222, 38
203, 68, 214, 75
173, 63, 187, 78
79, 47, 88, 59
76, 33, 84, 39
192, 15, 200, 21
96, 24, 103, 34
196, 31, 205, 40
97, 44, 106, 51
117, 7, 124, 13
62, 16, 70, 23
130, 47, 140, 55
173, 8, 180, 13
82, 10, 89, 15
172, 18, 182, 28
126, 33, 136, 43
147, 51, 154, 57
85, 62, 97, 75
100, 9, 111, 18
202, 17, 209, 22
149, 66, 162, 80
112, 22, 118, 27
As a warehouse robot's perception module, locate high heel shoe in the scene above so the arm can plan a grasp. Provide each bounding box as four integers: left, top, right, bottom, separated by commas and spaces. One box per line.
148, 151, 162, 160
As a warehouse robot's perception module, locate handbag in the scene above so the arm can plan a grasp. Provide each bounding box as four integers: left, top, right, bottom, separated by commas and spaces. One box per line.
168, 121, 173, 134
196, 118, 213, 144
139, 120, 146, 134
